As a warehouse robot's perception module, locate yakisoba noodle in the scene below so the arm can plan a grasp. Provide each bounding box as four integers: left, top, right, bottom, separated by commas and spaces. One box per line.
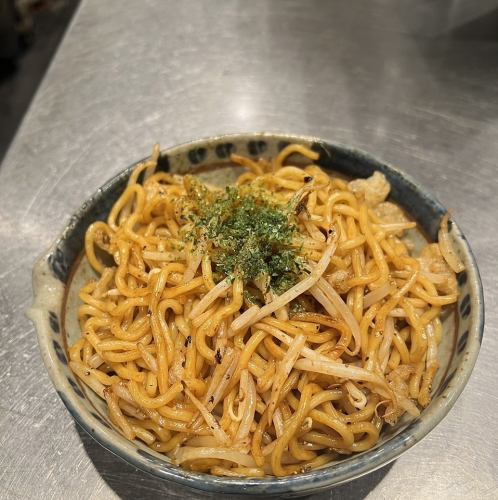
70, 144, 464, 477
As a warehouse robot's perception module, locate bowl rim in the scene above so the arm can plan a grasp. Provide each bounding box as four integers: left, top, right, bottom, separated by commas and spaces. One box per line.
29, 132, 484, 495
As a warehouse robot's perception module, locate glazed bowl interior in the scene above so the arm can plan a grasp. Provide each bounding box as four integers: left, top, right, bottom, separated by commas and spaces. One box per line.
29, 133, 483, 496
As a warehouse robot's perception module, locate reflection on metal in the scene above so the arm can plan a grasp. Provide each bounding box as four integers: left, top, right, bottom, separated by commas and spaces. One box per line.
0, 0, 497, 498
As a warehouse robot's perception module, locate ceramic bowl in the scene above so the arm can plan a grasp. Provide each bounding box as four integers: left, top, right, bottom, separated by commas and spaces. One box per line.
28, 133, 484, 496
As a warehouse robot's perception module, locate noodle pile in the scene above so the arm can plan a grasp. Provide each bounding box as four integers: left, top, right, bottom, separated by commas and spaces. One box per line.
70, 143, 463, 477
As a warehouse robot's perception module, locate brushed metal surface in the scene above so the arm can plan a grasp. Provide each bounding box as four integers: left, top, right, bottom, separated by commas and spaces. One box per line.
1, 1, 497, 498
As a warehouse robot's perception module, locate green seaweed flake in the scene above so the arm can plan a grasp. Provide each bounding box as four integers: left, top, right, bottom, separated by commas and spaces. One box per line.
182, 177, 305, 293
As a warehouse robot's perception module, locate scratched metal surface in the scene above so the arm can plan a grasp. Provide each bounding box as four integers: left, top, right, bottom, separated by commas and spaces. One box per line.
1, 0, 497, 498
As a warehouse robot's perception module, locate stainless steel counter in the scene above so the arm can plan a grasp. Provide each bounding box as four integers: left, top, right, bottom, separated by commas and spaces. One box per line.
1, 1, 497, 498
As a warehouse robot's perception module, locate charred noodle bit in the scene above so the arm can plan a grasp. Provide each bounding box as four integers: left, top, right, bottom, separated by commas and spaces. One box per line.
71, 143, 462, 477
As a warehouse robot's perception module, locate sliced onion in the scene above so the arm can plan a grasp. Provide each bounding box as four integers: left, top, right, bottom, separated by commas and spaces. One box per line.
142, 250, 184, 262
262, 440, 277, 456
362, 282, 393, 309
425, 323, 438, 369
118, 399, 147, 420
234, 371, 257, 442
267, 333, 307, 422
420, 270, 449, 285
378, 316, 395, 372
312, 278, 361, 355
70, 361, 105, 398
88, 353, 104, 369
104, 387, 135, 440
172, 447, 257, 467
185, 436, 220, 447
375, 222, 416, 233
344, 381, 367, 410
182, 252, 203, 284
389, 308, 407, 317
254, 321, 337, 365
294, 357, 389, 392
185, 388, 230, 446
395, 394, 420, 417
438, 214, 465, 273
137, 342, 158, 373
205, 348, 240, 411
230, 305, 259, 332
272, 408, 285, 438
201, 346, 236, 407
372, 385, 420, 418
112, 381, 135, 404
231, 240, 337, 331
188, 278, 230, 320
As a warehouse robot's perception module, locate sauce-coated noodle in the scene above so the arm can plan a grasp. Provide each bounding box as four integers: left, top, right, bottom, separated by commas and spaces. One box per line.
71, 144, 461, 476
